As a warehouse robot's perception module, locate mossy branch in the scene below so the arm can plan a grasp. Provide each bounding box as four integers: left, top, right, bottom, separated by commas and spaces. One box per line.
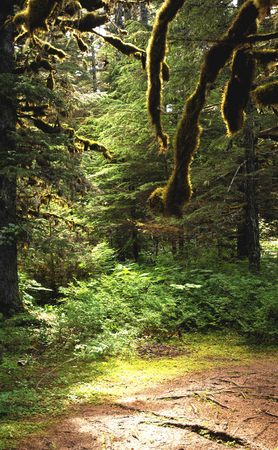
146, 0, 185, 152
149, 0, 260, 217
222, 49, 255, 135
73, 12, 108, 31
76, 136, 112, 160
13, 0, 57, 33
252, 81, 278, 107
93, 31, 170, 81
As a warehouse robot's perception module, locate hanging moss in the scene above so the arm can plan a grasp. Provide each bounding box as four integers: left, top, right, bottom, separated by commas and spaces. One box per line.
202, 43, 234, 84
146, 0, 185, 152
73, 12, 107, 31
46, 71, 55, 90
13, 0, 57, 33
149, 0, 260, 216
252, 49, 278, 66
222, 49, 255, 135
74, 33, 88, 52
252, 81, 278, 107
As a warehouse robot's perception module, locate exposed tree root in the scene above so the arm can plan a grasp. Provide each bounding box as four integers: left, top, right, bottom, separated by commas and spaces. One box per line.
155, 420, 268, 449
116, 402, 267, 449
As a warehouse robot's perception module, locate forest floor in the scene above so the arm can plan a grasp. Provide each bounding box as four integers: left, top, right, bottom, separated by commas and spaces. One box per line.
18, 341, 278, 450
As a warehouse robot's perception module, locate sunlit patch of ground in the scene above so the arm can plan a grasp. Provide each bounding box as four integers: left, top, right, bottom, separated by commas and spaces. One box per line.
10, 334, 277, 450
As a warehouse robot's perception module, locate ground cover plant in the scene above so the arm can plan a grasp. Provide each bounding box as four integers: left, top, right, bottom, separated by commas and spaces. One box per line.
0, 247, 277, 447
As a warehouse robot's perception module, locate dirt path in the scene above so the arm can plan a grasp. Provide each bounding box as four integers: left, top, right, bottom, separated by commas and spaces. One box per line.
20, 359, 278, 450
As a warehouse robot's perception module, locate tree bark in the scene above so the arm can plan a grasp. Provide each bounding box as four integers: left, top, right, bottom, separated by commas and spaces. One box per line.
0, 3, 21, 316
241, 104, 261, 272
140, 2, 149, 26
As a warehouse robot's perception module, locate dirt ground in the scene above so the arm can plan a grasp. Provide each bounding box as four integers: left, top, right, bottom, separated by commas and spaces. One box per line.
20, 359, 278, 450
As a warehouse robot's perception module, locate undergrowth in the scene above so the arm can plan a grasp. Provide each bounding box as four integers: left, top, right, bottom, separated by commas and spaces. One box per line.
0, 254, 277, 448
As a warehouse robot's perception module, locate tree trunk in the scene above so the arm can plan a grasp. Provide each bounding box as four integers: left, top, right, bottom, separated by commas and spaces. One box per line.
235, 0, 260, 272
140, 2, 149, 26
0, 3, 21, 316
242, 105, 261, 272
114, 2, 124, 28
90, 36, 97, 92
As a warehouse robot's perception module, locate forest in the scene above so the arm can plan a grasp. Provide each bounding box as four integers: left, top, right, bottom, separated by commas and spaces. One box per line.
0, 0, 277, 449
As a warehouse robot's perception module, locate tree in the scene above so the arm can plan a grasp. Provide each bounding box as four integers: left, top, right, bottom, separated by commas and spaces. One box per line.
0, 1, 21, 316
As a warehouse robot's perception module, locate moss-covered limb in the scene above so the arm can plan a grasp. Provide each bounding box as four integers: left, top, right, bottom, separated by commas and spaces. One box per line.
19, 104, 48, 116
258, 125, 278, 140
73, 32, 89, 52
46, 71, 55, 90
252, 81, 278, 106
146, 0, 185, 152
25, 58, 54, 72
254, 0, 274, 16
242, 31, 278, 44
252, 49, 278, 66
35, 37, 67, 59
226, 0, 258, 42
13, 0, 58, 33
31, 118, 61, 134
199, 0, 259, 84
222, 49, 255, 135
100, 33, 143, 56
76, 136, 112, 159
149, 1, 260, 217
64, 0, 82, 16
73, 12, 108, 31
164, 82, 206, 216
94, 32, 170, 82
